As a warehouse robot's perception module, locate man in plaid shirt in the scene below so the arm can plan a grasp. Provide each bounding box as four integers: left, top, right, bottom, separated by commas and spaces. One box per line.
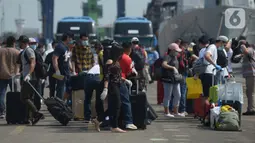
72, 33, 100, 122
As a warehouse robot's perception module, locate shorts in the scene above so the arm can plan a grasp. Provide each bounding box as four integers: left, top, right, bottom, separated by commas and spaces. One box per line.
199, 73, 216, 97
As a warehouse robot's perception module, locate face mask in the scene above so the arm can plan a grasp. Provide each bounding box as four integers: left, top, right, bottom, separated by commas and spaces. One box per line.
170, 51, 178, 56
30, 45, 37, 49
82, 40, 89, 46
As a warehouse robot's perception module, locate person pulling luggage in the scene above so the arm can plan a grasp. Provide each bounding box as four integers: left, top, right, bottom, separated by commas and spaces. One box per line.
18, 35, 44, 125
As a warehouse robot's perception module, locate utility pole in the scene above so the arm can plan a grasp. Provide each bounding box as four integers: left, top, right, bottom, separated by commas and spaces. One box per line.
117, 0, 125, 18
0, 0, 5, 36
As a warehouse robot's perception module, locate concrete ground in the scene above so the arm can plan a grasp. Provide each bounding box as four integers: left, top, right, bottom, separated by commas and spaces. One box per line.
0, 64, 255, 143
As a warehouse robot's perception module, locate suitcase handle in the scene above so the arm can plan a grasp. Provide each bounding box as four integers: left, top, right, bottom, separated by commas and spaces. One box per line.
26, 81, 46, 102
11, 75, 20, 92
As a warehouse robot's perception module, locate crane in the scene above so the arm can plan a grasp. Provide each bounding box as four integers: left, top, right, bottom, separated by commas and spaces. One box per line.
40, 0, 125, 42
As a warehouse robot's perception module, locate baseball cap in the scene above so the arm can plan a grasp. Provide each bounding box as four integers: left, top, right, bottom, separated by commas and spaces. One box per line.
217, 35, 229, 42
18, 35, 29, 43
131, 37, 139, 42
168, 43, 182, 52
29, 38, 37, 43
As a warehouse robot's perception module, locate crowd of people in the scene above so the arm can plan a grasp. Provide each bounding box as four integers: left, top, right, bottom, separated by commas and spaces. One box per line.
0, 32, 254, 133
0, 33, 156, 133
157, 35, 255, 119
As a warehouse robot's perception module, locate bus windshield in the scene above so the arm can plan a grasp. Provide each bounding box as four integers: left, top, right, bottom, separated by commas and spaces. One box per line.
57, 22, 95, 35
114, 23, 153, 36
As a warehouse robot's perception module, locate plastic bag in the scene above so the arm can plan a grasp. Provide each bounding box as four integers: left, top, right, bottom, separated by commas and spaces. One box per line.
186, 77, 203, 99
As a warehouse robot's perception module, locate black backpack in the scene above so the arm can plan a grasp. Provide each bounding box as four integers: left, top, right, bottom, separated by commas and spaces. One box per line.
24, 48, 48, 79
131, 47, 146, 70
217, 49, 228, 68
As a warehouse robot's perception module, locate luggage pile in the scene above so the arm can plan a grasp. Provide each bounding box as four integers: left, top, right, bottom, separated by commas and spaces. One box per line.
186, 75, 243, 131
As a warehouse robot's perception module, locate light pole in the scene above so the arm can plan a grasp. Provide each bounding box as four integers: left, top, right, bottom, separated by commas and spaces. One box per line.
0, 0, 5, 36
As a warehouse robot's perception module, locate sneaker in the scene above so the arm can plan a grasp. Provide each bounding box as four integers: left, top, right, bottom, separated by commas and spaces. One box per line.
32, 112, 44, 125
164, 113, 174, 118
174, 113, 185, 117
126, 124, 137, 130
242, 111, 255, 116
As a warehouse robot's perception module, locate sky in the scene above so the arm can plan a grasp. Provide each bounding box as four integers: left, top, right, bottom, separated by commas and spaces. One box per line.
1, 0, 151, 33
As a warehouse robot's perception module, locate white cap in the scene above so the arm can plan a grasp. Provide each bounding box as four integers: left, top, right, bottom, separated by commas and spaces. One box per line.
190, 42, 196, 47
217, 36, 229, 42
131, 37, 139, 42
29, 38, 37, 43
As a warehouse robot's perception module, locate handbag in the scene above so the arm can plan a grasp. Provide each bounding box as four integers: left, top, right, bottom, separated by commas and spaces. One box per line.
173, 73, 183, 83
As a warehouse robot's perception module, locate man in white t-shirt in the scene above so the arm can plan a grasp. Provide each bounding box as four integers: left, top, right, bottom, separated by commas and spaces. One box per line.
198, 35, 222, 99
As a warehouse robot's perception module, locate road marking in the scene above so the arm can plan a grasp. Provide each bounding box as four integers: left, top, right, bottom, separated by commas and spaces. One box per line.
172, 135, 190, 138
163, 125, 179, 128
164, 128, 180, 132
9, 126, 25, 135
174, 138, 191, 141
150, 138, 169, 141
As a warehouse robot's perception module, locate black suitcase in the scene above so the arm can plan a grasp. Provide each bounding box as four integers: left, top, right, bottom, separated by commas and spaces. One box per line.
70, 74, 85, 91
27, 81, 74, 126
147, 102, 158, 121
129, 78, 148, 129
6, 76, 29, 124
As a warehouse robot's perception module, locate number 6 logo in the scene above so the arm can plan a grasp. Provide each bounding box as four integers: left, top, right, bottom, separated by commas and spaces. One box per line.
225, 8, 245, 29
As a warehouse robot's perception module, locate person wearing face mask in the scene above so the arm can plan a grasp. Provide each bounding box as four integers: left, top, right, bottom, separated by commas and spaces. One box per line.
234, 40, 255, 115
29, 38, 38, 50
71, 33, 99, 123
215, 36, 229, 84
52, 32, 74, 99
161, 43, 184, 117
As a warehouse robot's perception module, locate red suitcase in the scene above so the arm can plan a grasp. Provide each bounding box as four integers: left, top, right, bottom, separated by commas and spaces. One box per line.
157, 81, 164, 105
194, 95, 211, 123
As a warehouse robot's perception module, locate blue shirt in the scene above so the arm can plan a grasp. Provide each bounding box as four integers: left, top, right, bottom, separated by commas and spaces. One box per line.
53, 42, 70, 76
148, 50, 159, 66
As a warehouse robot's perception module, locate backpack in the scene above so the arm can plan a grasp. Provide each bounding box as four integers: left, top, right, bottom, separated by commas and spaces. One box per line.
24, 48, 48, 79
131, 46, 146, 70
153, 58, 163, 80
217, 49, 228, 68
177, 50, 188, 74
192, 58, 209, 75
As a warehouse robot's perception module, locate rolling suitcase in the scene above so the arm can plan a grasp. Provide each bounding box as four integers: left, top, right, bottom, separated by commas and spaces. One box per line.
72, 90, 85, 120
27, 81, 74, 126
6, 76, 29, 124
130, 77, 148, 129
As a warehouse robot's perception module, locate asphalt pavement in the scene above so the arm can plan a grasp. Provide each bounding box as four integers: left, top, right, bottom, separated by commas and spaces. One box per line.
0, 64, 255, 143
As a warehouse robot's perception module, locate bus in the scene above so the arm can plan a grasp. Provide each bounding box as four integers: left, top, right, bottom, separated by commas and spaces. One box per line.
113, 17, 154, 48
56, 16, 97, 41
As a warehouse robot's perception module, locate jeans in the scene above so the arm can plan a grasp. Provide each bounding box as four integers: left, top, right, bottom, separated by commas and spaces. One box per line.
169, 76, 187, 113
163, 82, 181, 107
84, 74, 101, 121
120, 82, 133, 125
56, 77, 67, 99
49, 75, 56, 97
108, 83, 121, 128
0, 79, 11, 114
179, 77, 187, 113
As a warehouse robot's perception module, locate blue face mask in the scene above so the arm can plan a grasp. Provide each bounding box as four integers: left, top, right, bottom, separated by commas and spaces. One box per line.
82, 40, 89, 46
30, 45, 37, 49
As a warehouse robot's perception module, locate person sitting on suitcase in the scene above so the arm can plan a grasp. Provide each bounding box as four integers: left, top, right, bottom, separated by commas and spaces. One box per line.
119, 42, 138, 130
18, 35, 44, 125
95, 42, 127, 133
